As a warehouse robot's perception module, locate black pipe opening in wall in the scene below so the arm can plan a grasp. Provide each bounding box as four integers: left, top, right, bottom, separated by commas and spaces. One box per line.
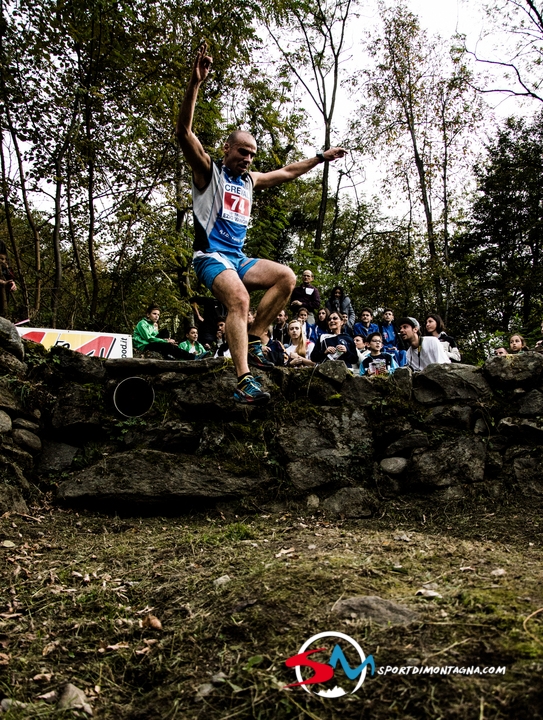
113, 377, 155, 418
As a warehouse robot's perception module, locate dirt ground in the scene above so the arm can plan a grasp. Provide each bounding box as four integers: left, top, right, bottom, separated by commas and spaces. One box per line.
0, 495, 542, 719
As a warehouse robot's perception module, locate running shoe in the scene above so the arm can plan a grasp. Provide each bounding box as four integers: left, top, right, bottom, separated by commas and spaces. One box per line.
233, 375, 270, 405
248, 340, 274, 369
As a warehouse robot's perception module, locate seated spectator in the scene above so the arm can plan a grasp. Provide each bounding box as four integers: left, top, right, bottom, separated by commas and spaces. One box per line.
190, 294, 227, 349
325, 286, 355, 328
353, 307, 379, 339
509, 333, 528, 354
425, 314, 461, 362
285, 320, 315, 367
272, 309, 289, 345
179, 326, 209, 358
311, 307, 330, 343
352, 334, 370, 372
262, 328, 287, 366
133, 305, 193, 360
214, 317, 227, 353
379, 308, 407, 367
340, 313, 354, 336
297, 307, 314, 342
398, 317, 450, 371
310, 312, 357, 367
493, 347, 508, 357
359, 332, 398, 376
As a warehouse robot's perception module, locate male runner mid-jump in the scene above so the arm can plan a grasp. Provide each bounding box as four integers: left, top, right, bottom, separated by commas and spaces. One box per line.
176, 42, 347, 404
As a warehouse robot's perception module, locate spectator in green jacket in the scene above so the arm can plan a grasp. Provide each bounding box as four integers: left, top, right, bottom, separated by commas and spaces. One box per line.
133, 305, 192, 359
179, 327, 209, 358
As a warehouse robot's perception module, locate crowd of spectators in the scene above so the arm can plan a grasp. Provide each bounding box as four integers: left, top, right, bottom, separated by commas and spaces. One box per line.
134, 270, 543, 375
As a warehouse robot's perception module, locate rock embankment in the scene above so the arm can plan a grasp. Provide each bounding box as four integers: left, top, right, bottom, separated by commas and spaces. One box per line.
1, 315, 542, 516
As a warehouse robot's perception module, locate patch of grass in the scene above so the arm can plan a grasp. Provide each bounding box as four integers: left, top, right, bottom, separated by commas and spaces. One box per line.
0, 499, 542, 718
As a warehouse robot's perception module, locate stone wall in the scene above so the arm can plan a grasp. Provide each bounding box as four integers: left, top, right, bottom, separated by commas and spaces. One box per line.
1, 317, 542, 517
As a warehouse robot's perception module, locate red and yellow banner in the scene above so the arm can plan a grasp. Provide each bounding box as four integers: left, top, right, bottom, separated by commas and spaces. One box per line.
16, 327, 132, 359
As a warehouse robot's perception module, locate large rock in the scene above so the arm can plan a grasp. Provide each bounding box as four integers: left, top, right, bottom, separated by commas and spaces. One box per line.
277, 405, 373, 490
512, 457, 543, 496
38, 441, 79, 473
413, 364, 491, 405
12, 428, 41, 454
380, 457, 408, 475
105, 356, 225, 378
497, 417, 543, 444
0, 485, 28, 514
0, 378, 24, 414
57, 449, 268, 505
50, 345, 106, 383
518, 390, 543, 417
50, 383, 104, 443
484, 352, 543, 389
0, 409, 12, 433
424, 404, 472, 430
341, 374, 386, 407
0, 317, 24, 360
385, 431, 429, 457
333, 596, 419, 625
321, 487, 375, 518
0, 350, 27, 377
315, 361, 349, 386
409, 437, 486, 488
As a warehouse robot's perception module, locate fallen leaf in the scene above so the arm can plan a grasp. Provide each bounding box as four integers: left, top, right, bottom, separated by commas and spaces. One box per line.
33, 673, 53, 682
275, 547, 295, 558
142, 614, 163, 630
213, 575, 231, 588
58, 683, 93, 716
36, 690, 57, 703
394, 534, 411, 542
416, 588, 443, 599
42, 640, 60, 657
491, 568, 506, 577
460, 566, 476, 572
0, 653, 10, 665
109, 641, 130, 650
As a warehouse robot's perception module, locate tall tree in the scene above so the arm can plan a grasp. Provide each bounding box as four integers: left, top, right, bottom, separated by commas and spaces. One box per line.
354, 2, 482, 316
452, 113, 543, 334
264, 0, 355, 252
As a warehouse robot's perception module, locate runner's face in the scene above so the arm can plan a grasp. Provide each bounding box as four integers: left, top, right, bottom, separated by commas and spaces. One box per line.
224, 137, 257, 175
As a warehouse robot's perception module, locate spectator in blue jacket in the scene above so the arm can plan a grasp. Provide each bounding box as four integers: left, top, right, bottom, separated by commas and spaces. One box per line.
353, 307, 379, 339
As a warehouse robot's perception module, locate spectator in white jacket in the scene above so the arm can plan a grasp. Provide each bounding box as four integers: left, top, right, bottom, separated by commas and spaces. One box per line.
398, 317, 451, 372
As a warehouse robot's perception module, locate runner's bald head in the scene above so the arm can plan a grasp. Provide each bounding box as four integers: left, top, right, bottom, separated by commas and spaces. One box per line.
226, 130, 256, 147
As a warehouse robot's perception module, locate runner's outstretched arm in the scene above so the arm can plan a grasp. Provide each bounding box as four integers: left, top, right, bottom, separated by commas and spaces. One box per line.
251, 147, 348, 190
176, 42, 213, 189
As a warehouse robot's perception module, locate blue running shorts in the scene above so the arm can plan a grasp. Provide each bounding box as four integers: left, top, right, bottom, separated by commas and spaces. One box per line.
193, 250, 259, 291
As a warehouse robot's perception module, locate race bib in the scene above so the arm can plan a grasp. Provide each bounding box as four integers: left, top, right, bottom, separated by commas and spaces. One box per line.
222, 183, 251, 226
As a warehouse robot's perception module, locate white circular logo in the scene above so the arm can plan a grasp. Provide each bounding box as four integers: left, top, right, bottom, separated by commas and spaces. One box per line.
294, 631, 370, 697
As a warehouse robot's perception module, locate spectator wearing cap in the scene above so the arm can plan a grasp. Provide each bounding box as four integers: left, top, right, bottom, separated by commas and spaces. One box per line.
398, 317, 450, 372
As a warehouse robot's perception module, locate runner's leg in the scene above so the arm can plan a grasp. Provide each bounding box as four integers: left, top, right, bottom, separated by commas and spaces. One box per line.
211, 269, 251, 377
243, 260, 295, 340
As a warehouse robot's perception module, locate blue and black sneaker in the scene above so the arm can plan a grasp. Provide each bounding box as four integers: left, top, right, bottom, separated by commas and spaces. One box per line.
233, 375, 270, 405
248, 340, 274, 369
